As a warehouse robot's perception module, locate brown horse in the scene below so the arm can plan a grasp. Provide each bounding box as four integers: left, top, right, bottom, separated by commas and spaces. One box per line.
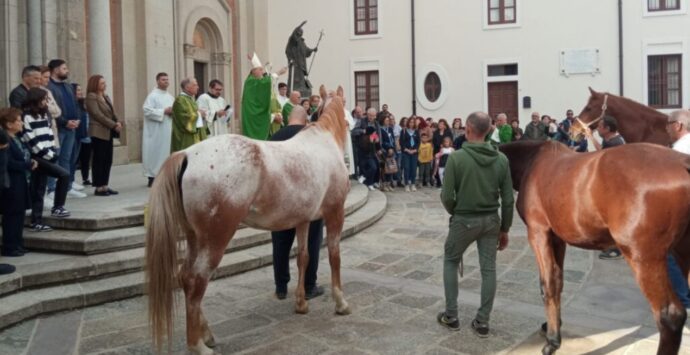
145, 86, 351, 354
572, 87, 670, 145
499, 140, 690, 355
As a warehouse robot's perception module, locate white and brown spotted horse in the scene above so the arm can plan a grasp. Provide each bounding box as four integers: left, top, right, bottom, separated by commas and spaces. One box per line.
145, 86, 351, 354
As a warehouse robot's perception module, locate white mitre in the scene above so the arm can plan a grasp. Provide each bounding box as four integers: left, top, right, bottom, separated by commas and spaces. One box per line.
251, 53, 262, 69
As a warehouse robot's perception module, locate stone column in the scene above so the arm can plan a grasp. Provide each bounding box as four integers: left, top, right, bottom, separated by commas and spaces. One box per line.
87, 0, 113, 97
27, 0, 42, 65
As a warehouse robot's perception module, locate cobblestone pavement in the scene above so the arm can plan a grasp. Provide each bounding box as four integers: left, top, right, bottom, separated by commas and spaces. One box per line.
2, 187, 690, 354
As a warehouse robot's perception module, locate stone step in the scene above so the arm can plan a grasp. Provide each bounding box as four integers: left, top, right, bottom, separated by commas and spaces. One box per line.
0, 185, 370, 298
21, 184, 369, 255
28, 164, 152, 231
0, 190, 387, 331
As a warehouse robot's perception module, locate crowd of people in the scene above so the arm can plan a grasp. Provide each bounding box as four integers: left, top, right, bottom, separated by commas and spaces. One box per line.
347, 105, 589, 192
0, 59, 124, 273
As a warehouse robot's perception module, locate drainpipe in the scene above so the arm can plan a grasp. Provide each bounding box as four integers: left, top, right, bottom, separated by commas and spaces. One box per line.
618, 0, 624, 96
410, 0, 417, 115
172, 0, 179, 94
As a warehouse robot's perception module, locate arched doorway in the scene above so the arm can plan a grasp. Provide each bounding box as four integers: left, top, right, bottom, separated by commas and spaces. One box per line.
182, 18, 231, 96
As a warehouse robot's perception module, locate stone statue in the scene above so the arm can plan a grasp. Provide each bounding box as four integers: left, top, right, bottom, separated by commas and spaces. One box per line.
286, 21, 318, 98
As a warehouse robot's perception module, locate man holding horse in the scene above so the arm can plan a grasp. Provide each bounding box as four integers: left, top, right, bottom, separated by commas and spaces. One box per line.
665, 109, 690, 309
584, 115, 625, 152
269, 105, 325, 301
438, 111, 513, 337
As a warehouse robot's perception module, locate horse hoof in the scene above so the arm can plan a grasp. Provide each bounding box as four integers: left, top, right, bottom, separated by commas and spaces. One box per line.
335, 305, 351, 315
542, 344, 558, 355
204, 336, 216, 348
295, 304, 309, 314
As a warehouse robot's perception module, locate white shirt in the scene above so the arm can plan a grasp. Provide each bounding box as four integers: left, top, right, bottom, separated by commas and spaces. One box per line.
277, 94, 288, 108
197, 93, 231, 136
673, 133, 690, 154
142, 88, 174, 177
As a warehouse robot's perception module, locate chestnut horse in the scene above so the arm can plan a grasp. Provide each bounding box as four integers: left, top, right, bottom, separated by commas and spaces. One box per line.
499, 140, 690, 355
145, 86, 351, 355
572, 87, 671, 145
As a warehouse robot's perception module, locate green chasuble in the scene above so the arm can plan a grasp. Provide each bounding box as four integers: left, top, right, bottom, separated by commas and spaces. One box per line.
241, 74, 273, 140
268, 91, 283, 138
498, 125, 513, 143
281, 102, 294, 127
171, 93, 207, 152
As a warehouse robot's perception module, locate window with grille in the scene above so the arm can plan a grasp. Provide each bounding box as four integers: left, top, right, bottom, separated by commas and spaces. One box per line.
488, 0, 516, 25
648, 0, 680, 11
355, 71, 380, 110
648, 54, 682, 108
354, 0, 378, 35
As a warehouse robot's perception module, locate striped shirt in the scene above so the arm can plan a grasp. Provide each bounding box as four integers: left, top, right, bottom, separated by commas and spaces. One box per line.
20, 112, 57, 161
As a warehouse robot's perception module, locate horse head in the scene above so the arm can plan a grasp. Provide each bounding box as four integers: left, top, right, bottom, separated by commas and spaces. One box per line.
570, 87, 608, 141
572, 88, 671, 145
314, 85, 348, 150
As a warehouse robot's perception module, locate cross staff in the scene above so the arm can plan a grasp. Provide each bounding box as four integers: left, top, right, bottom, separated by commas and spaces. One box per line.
307, 29, 325, 77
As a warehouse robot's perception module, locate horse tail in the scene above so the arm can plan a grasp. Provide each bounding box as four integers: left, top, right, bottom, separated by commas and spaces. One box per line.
145, 152, 191, 352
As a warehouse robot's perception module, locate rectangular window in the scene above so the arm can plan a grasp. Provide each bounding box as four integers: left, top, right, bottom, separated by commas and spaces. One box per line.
648, 0, 680, 11
648, 54, 682, 108
355, 0, 378, 35
488, 0, 516, 25
355, 70, 380, 110
488, 64, 519, 76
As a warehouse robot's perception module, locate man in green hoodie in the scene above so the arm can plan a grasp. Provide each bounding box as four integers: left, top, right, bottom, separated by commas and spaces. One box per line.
438, 111, 514, 337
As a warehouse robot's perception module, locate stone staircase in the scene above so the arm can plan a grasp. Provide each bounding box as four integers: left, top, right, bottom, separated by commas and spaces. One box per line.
0, 165, 387, 330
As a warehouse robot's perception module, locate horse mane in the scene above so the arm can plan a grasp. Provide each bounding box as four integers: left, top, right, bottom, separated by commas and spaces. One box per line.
309, 86, 348, 150
603, 91, 668, 124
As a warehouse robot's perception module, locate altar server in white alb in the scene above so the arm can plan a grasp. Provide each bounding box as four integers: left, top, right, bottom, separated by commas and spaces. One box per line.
197, 79, 232, 137
142, 72, 174, 187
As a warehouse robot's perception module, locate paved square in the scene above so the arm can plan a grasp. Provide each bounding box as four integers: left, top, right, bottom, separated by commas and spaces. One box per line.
2, 187, 690, 354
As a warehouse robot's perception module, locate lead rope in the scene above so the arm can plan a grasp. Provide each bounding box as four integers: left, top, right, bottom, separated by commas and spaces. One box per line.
575, 94, 609, 134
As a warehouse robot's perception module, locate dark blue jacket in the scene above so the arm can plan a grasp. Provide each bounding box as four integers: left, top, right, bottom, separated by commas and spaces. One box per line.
400, 129, 420, 153
0, 137, 31, 214
47, 78, 78, 128
0, 129, 8, 189
380, 126, 396, 152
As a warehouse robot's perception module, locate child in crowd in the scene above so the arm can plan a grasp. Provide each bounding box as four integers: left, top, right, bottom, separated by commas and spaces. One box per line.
0, 108, 35, 256
383, 148, 398, 192
434, 136, 455, 187
417, 133, 433, 187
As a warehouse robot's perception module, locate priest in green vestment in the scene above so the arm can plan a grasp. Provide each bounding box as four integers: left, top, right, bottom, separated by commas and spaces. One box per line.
241, 53, 287, 140
171, 77, 207, 152
281, 90, 301, 127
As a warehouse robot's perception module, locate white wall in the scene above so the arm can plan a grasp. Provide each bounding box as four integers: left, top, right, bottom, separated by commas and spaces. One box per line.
257, 0, 690, 129
262, 0, 413, 114
623, 0, 690, 114
414, 0, 621, 125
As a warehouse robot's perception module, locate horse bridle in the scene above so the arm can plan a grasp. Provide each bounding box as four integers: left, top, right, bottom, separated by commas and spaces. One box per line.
575, 94, 608, 131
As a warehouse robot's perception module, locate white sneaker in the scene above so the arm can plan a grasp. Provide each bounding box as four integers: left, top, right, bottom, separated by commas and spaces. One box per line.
367, 185, 375, 191
358, 176, 366, 184
405, 185, 410, 192
411, 185, 417, 192
72, 182, 84, 191
67, 189, 87, 199
373, 183, 380, 188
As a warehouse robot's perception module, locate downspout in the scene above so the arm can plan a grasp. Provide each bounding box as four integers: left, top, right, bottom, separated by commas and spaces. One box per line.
618, 0, 624, 96
172, 0, 179, 94
409, 0, 418, 114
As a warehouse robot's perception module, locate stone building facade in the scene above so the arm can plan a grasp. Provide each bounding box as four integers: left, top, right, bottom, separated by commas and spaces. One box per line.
0, 0, 264, 164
